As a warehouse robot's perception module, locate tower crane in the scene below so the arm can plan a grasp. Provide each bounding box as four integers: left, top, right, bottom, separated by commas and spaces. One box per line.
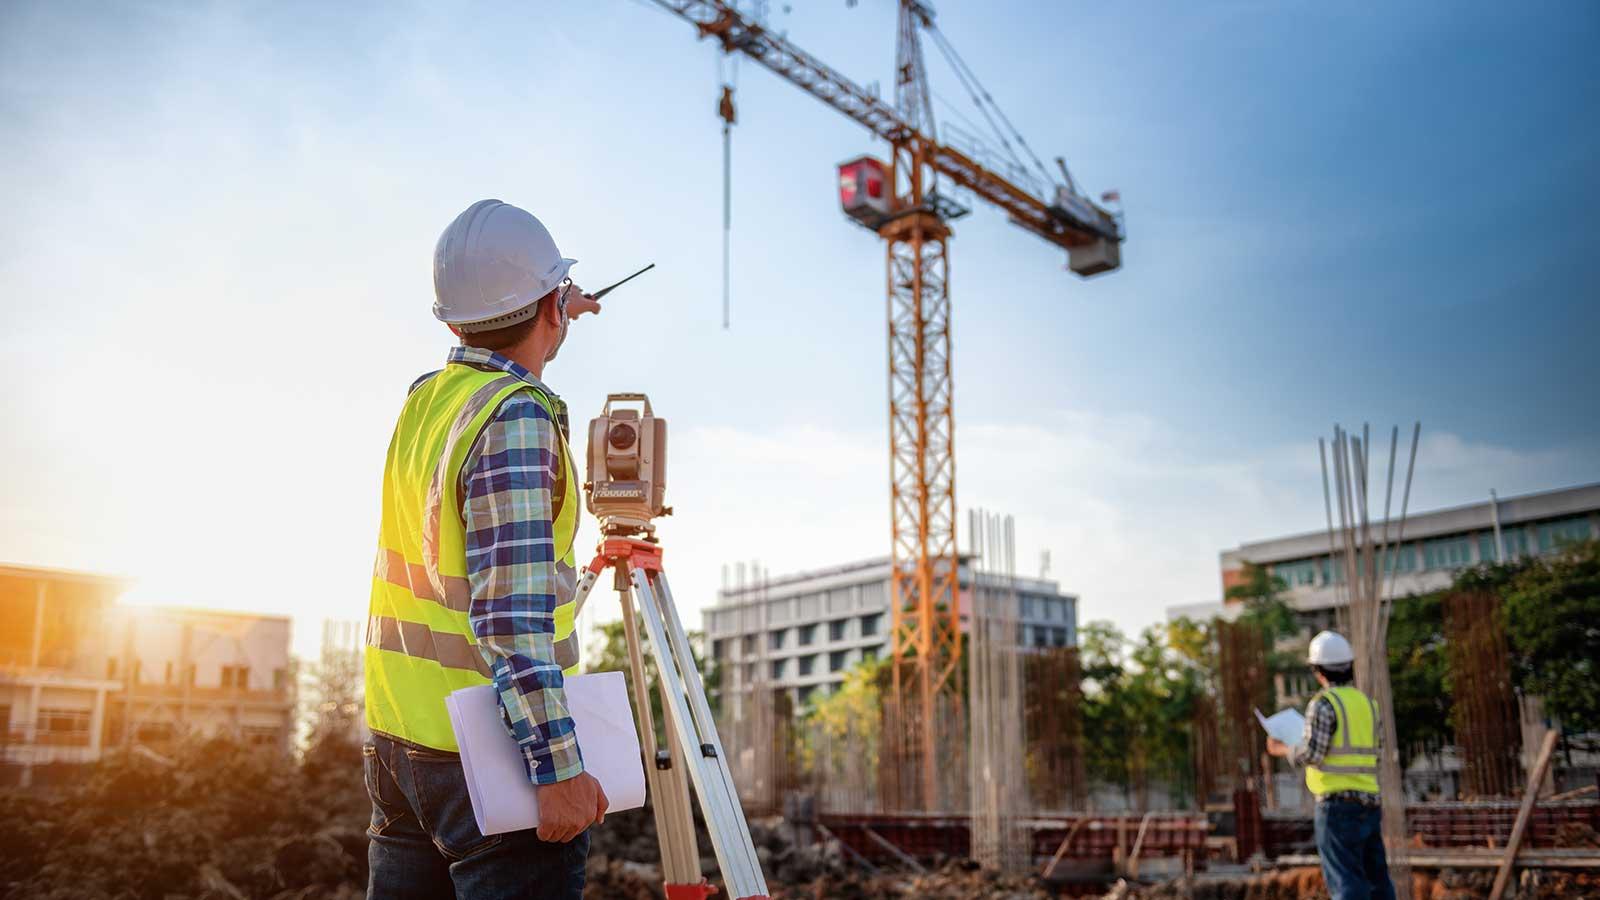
642, 0, 1125, 811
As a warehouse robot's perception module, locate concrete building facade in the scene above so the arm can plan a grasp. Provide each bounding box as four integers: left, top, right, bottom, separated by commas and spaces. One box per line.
1218, 482, 1600, 628
702, 556, 1078, 710
1216, 482, 1600, 711
0, 564, 294, 785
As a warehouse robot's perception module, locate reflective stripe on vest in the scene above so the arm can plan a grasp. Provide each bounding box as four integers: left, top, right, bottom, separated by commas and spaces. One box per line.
1306, 685, 1380, 796
364, 363, 581, 752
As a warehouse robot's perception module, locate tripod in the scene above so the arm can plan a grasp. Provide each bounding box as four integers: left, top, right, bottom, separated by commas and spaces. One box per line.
572, 531, 769, 900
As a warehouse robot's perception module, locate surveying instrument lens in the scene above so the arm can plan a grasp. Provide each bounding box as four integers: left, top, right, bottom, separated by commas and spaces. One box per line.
572, 393, 768, 899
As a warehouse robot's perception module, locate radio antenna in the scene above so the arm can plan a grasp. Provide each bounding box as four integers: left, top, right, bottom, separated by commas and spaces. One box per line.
589, 263, 657, 301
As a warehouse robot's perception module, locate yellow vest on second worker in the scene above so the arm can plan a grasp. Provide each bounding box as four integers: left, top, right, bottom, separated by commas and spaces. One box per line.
1305, 684, 1380, 797
364, 362, 580, 752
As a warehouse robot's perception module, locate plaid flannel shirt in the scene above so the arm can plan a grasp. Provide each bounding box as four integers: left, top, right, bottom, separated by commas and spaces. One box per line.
1289, 691, 1381, 807
420, 346, 583, 785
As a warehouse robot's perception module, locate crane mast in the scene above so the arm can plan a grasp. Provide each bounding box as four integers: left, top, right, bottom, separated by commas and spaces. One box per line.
645, 0, 1123, 812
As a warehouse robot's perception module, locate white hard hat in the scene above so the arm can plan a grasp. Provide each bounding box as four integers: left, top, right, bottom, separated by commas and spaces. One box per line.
433, 199, 576, 333
1308, 630, 1355, 666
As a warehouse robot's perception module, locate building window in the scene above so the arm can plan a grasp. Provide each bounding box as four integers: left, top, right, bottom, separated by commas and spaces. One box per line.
1020, 595, 1036, 618
829, 650, 849, 672
1536, 516, 1593, 554
861, 647, 878, 663
798, 654, 816, 677
242, 725, 281, 747
1422, 536, 1472, 570
711, 639, 726, 661
742, 662, 755, 684
1272, 559, 1318, 587
1320, 556, 1344, 585
769, 629, 787, 650
36, 708, 92, 747
1381, 544, 1417, 574
860, 613, 881, 637
797, 685, 816, 706
1052, 627, 1068, 647
798, 624, 817, 646
771, 659, 786, 680
221, 665, 251, 689
741, 635, 757, 656
1478, 533, 1500, 563
1033, 628, 1049, 648
828, 619, 848, 642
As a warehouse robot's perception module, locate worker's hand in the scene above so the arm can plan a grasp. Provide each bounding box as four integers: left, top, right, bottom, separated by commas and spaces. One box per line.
535, 771, 608, 843
1266, 737, 1290, 758
563, 284, 602, 320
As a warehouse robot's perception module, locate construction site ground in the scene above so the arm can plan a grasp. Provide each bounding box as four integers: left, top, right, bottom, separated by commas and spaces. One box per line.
3, 737, 1598, 900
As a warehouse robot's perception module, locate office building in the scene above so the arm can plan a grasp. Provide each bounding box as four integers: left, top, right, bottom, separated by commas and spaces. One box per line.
1217, 482, 1600, 631
0, 563, 295, 786
702, 555, 1078, 709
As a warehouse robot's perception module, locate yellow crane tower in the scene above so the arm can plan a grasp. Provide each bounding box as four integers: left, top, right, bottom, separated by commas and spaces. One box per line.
644, 0, 1125, 811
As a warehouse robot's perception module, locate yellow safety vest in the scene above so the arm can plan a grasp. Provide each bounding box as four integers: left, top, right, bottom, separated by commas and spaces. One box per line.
365, 362, 580, 752
1305, 685, 1380, 797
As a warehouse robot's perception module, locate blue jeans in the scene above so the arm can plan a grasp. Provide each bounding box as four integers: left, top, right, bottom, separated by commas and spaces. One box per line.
364, 734, 588, 900
1315, 799, 1396, 900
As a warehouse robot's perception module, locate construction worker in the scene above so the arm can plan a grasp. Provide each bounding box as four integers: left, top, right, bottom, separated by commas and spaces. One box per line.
1267, 630, 1396, 900
363, 200, 606, 900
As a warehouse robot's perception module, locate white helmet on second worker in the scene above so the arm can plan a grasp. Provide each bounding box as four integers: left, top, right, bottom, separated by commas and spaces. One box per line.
433, 199, 576, 333
1308, 630, 1354, 666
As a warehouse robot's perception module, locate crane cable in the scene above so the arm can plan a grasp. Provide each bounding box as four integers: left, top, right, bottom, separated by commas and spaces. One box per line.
717, 50, 740, 329
926, 30, 1026, 178
926, 23, 1059, 195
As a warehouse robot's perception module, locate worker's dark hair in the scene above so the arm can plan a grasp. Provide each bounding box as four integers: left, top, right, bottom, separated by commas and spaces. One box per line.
1314, 663, 1354, 685
457, 290, 558, 353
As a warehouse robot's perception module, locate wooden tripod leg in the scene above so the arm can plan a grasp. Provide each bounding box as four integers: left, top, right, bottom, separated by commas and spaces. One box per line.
617, 563, 700, 886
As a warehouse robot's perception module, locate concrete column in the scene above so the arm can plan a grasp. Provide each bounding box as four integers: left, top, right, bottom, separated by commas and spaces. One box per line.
88, 688, 106, 762
20, 581, 46, 788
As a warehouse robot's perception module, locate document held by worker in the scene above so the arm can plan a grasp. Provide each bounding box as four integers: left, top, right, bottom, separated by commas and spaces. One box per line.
446, 671, 647, 835
1255, 707, 1306, 749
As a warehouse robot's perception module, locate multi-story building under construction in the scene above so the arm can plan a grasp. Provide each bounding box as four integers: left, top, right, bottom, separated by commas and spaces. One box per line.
0, 563, 294, 786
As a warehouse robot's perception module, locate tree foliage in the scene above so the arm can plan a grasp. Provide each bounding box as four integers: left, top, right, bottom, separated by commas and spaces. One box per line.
1225, 562, 1297, 642
1384, 591, 1451, 759
1498, 539, 1600, 734
1078, 620, 1206, 807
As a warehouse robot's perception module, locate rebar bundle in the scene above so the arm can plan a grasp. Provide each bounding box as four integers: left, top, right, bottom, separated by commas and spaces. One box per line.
1024, 646, 1088, 811
1321, 423, 1421, 900
967, 510, 1029, 871
1443, 590, 1523, 798
1216, 618, 1271, 787
1190, 691, 1222, 807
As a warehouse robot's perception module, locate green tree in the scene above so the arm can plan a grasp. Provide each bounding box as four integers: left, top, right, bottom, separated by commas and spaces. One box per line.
1500, 539, 1600, 735
797, 656, 886, 774
1384, 591, 1451, 762
1078, 621, 1134, 796
1225, 562, 1297, 641
1077, 620, 1208, 808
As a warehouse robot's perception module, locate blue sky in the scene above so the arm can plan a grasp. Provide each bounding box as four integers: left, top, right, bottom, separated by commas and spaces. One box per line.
2, 1, 1596, 656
